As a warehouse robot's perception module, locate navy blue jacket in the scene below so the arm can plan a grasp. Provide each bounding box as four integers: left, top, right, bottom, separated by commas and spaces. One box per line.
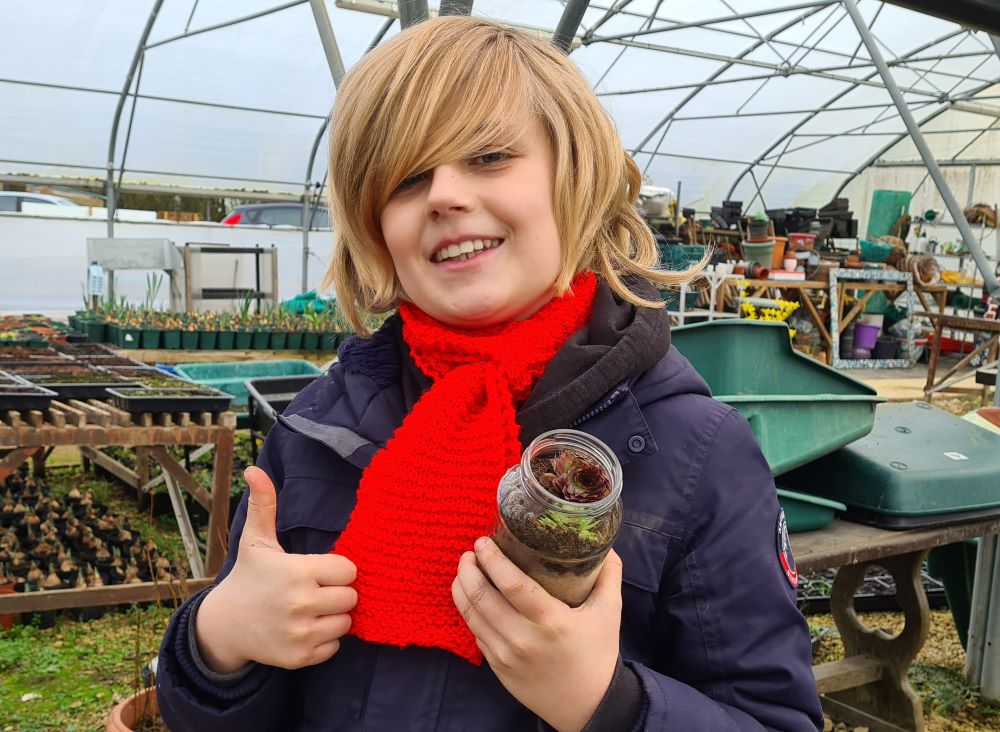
157, 297, 823, 731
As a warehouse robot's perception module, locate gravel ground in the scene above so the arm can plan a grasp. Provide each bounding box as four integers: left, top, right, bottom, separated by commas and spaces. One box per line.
810, 609, 1000, 731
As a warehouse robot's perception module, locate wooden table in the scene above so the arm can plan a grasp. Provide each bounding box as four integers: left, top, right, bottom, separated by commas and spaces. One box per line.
0, 400, 235, 614
793, 516, 1000, 731
723, 279, 833, 361
916, 311, 1000, 406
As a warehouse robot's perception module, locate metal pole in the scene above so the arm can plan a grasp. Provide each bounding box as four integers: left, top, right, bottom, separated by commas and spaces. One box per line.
398, 0, 429, 29
302, 0, 348, 295
844, 0, 1000, 299
439, 0, 473, 14
554, 0, 591, 53
105, 0, 164, 238
993, 35, 1000, 62
308, 0, 346, 85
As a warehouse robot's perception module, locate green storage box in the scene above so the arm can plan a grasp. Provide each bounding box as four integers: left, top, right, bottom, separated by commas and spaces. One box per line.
174, 359, 322, 406
781, 401, 1000, 529
776, 487, 846, 533
672, 320, 883, 476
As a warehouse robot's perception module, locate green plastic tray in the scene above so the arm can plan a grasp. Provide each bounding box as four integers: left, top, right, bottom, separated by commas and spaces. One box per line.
174, 359, 322, 405
776, 487, 846, 533
672, 320, 883, 476
780, 401, 1000, 528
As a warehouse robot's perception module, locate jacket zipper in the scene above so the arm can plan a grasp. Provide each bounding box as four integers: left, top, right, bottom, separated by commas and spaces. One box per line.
570, 384, 629, 427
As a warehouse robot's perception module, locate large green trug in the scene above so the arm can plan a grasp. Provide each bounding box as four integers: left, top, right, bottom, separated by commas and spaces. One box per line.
672, 320, 883, 476
781, 401, 1000, 528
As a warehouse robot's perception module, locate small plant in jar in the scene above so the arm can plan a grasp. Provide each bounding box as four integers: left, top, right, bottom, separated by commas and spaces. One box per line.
494, 429, 622, 606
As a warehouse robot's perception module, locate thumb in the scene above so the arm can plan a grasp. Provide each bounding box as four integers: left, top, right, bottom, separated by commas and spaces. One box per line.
241, 466, 283, 551
582, 549, 623, 610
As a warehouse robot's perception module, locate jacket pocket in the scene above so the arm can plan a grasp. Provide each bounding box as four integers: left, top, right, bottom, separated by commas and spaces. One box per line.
615, 510, 674, 592
275, 475, 356, 555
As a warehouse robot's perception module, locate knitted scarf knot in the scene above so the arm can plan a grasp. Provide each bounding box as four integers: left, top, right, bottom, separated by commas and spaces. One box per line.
333, 272, 597, 664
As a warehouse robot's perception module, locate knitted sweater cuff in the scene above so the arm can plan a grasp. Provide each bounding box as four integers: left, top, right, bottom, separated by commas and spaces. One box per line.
537, 656, 645, 732
175, 588, 269, 701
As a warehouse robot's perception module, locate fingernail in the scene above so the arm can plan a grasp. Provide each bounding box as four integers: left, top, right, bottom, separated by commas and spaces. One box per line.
474, 536, 488, 552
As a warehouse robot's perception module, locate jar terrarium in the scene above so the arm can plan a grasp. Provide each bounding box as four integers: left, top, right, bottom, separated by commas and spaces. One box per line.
494, 429, 623, 606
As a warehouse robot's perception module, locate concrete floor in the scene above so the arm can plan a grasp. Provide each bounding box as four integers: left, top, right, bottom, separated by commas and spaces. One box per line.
843, 352, 996, 404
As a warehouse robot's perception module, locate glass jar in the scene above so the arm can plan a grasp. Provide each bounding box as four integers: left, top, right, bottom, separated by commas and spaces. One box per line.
493, 429, 623, 607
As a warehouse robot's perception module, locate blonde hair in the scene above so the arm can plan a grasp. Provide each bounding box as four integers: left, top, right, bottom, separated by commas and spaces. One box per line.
323, 15, 703, 335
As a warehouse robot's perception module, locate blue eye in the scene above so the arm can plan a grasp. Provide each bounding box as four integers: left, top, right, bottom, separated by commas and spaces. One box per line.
476, 151, 508, 166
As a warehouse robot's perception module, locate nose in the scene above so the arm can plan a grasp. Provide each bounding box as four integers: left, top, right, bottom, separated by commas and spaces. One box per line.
425, 164, 473, 219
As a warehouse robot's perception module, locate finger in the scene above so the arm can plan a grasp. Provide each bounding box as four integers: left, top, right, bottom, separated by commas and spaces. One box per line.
310, 612, 353, 643
473, 537, 553, 621
241, 466, 282, 551
303, 553, 357, 587
451, 562, 503, 651
580, 549, 623, 611
312, 585, 358, 616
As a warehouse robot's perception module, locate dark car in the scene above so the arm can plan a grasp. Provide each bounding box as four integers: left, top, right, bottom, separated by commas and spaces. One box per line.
221, 203, 330, 229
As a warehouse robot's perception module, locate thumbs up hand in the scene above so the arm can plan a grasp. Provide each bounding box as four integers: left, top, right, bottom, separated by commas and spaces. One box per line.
194, 467, 358, 673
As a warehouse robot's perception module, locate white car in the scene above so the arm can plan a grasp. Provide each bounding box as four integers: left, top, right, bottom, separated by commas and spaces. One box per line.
0, 191, 79, 211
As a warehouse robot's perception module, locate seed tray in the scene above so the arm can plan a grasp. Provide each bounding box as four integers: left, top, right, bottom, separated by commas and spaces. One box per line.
106, 387, 233, 414
0, 371, 58, 412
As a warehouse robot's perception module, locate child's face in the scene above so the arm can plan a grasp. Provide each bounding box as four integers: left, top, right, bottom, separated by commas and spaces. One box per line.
379, 118, 562, 329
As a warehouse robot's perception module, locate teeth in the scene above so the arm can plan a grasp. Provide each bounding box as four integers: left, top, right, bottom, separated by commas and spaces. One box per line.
435, 238, 502, 263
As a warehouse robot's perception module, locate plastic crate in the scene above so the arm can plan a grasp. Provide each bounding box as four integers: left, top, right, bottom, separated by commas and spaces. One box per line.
174, 359, 322, 405
671, 320, 883, 476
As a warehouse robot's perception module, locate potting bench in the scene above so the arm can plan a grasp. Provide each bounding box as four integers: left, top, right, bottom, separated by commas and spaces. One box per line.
0, 399, 235, 615
793, 515, 1000, 731
917, 311, 1000, 406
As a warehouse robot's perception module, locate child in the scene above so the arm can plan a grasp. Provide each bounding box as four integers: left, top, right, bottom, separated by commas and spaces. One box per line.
157, 16, 823, 732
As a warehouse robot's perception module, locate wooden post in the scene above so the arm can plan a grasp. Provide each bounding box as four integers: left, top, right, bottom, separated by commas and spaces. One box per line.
206, 426, 235, 575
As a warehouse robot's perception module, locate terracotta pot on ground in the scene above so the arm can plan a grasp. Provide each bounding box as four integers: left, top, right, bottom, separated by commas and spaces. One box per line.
106, 687, 161, 732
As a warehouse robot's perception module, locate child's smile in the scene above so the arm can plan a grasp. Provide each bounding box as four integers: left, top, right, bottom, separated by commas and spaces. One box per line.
379, 118, 562, 330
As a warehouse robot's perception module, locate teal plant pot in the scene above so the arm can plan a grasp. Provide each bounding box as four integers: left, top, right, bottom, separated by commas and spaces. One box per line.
251, 330, 271, 349
320, 332, 341, 351
199, 330, 218, 350
140, 328, 161, 349
286, 331, 304, 350
181, 331, 200, 350
217, 331, 236, 350
119, 327, 141, 349
235, 331, 253, 350
162, 329, 181, 349
302, 332, 319, 350
269, 332, 288, 350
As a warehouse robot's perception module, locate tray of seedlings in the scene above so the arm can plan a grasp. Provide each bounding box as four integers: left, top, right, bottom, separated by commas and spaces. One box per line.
102, 366, 192, 389
0, 347, 68, 365
106, 385, 233, 414
51, 342, 120, 357
6, 362, 139, 400
0, 370, 58, 412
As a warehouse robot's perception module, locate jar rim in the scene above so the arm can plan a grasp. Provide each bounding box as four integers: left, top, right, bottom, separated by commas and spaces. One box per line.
518, 429, 623, 514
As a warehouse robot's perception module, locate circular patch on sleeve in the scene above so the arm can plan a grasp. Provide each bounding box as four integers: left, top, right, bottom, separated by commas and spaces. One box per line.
775, 508, 798, 588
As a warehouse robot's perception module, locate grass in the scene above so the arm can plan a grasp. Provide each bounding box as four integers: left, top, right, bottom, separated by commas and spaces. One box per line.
0, 605, 175, 731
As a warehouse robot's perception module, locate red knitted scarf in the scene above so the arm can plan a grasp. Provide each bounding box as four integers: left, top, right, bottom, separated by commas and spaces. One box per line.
333, 272, 597, 664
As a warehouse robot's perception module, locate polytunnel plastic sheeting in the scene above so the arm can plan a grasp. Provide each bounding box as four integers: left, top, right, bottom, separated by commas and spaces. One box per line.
0, 0, 999, 213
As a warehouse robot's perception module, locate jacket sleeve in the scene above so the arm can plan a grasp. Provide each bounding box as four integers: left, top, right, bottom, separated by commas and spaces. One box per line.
156, 424, 297, 732
632, 408, 823, 731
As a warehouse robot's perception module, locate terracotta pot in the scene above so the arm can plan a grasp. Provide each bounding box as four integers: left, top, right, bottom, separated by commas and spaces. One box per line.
106, 687, 159, 732
0, 581, 17, 630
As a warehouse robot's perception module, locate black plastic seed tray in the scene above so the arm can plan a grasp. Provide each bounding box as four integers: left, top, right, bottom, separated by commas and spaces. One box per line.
106, 387, 233, 414
0, 370, 58, 412
246, 374, 321, 435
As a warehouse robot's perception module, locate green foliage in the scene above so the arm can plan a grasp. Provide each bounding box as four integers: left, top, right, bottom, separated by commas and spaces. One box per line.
909, 663, 1000, 721
536, 512, 600, 542
0, 605, 174, 730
